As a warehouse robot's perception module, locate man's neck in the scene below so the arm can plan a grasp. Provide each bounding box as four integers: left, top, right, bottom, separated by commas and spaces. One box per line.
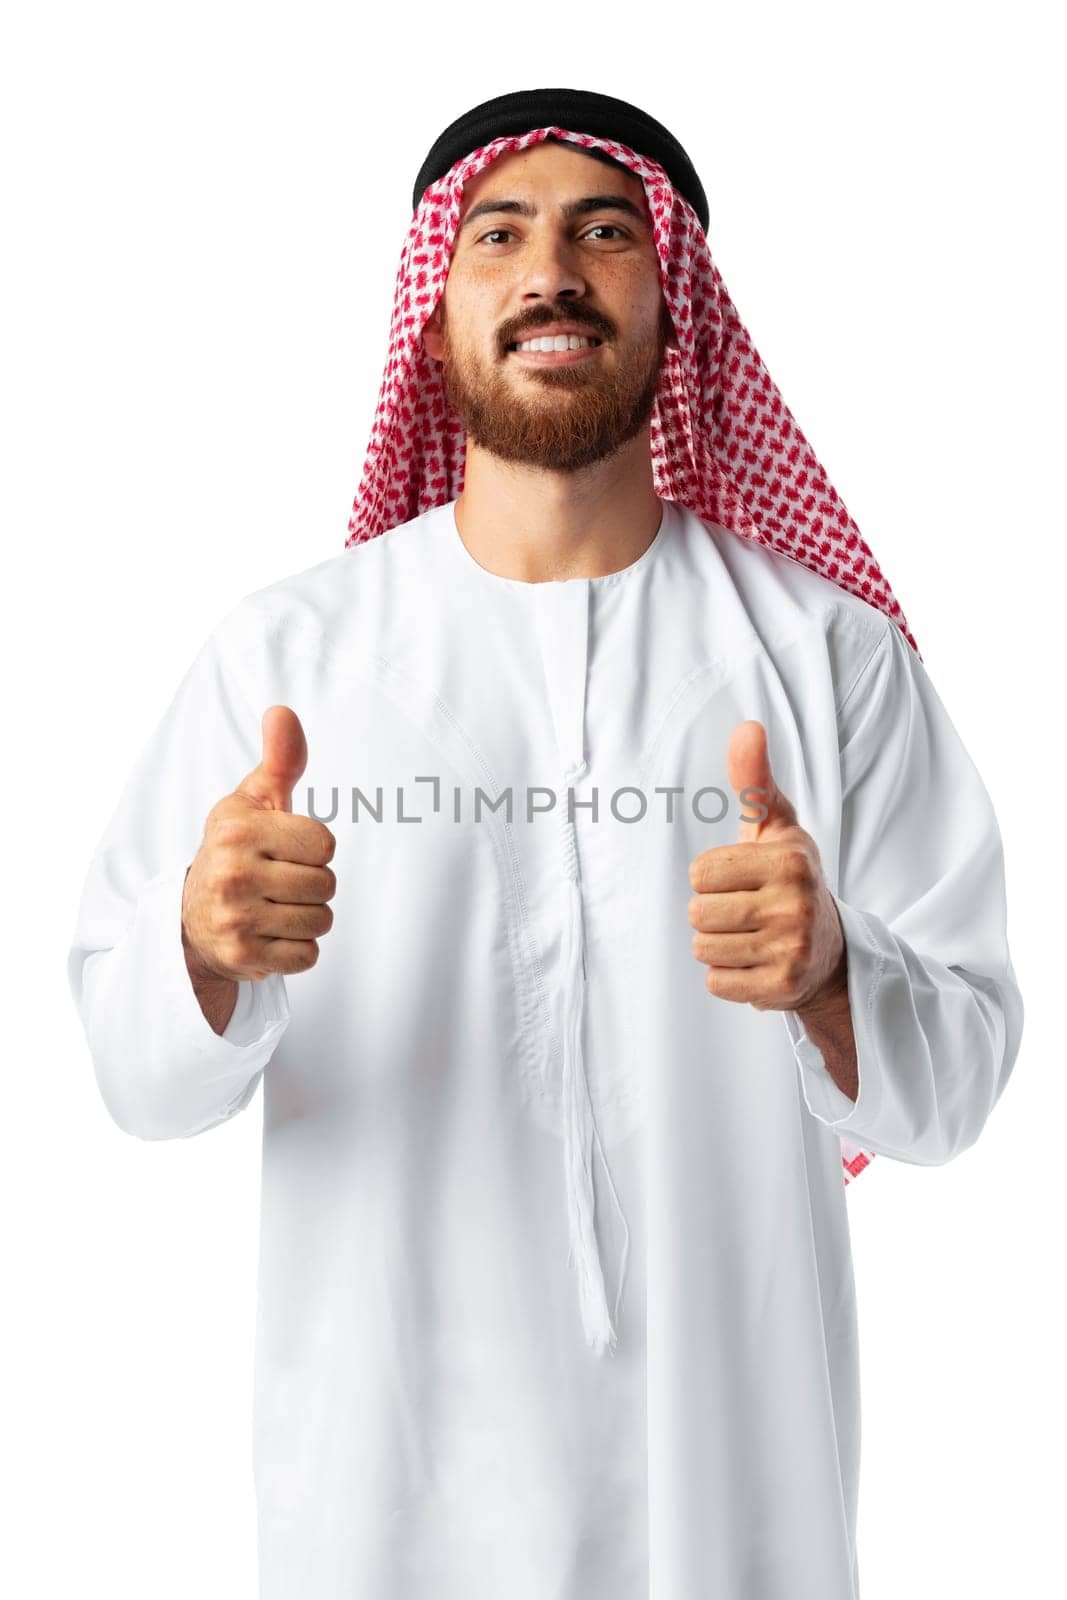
453, 438, 662, 583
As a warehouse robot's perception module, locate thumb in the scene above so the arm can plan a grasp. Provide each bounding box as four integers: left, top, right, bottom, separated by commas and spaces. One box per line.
235, 705, 308, 813
727, 720, 798, 843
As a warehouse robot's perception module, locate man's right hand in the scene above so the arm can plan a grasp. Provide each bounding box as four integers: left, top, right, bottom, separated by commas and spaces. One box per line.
181, 706, 337, 997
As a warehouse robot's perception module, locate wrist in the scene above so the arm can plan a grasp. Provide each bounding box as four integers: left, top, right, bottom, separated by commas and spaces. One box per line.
797, 947, 848, 1024
181, 926, 234, 990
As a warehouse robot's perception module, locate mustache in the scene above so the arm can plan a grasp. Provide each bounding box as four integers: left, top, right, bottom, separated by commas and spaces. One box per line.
500, 308, 614, 347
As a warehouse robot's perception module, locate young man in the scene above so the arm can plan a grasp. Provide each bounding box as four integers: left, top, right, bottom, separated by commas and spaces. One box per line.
68, 87, 1023, 1600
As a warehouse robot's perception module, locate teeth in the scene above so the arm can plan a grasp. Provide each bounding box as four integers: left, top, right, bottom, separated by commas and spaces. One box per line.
514, 334, 599, 352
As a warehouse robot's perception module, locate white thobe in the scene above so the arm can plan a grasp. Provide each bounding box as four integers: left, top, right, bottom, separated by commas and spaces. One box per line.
67, 494, 1024, 1599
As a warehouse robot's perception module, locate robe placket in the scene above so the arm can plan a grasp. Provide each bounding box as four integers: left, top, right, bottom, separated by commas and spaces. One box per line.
530, 579, 631, 1356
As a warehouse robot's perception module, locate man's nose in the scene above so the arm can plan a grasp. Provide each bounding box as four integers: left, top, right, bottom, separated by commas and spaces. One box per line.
518, 232, 588, 301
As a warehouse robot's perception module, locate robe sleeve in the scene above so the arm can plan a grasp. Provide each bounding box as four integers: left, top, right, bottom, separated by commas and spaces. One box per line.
66, 612, 291, 1142
781, 618, 1024, 1165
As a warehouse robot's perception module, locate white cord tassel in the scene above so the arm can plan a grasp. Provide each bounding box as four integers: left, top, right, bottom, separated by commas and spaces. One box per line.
558, 766, 631, 1356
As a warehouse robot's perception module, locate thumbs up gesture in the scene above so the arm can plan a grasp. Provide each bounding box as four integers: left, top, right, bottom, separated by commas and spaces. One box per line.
181, 706, 337, 984
687, 721, 846, 1013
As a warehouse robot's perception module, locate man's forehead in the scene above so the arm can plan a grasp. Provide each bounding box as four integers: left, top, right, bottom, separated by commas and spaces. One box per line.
457, 142, 649, 223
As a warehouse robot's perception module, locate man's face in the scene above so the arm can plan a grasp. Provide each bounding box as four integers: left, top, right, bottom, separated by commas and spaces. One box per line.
421, 140, 676, 473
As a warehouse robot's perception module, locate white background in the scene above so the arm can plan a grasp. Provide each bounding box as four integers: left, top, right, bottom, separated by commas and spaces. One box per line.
3, 1, 1061, 1594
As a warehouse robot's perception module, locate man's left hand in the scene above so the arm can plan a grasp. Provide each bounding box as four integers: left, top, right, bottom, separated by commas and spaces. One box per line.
688, 721, 847, 1013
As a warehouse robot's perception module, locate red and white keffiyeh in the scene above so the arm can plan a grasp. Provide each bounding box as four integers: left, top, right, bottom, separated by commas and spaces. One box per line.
346, 124, 921, 1187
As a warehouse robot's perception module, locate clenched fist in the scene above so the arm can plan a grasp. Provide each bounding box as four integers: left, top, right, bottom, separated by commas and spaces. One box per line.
181, 705, 337, 991
688, 720, 846, 1013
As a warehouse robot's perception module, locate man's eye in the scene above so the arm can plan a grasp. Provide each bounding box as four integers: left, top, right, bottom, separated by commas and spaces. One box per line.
477, 225, 627, 246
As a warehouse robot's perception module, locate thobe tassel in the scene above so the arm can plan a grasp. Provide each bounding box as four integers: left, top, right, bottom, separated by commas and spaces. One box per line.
558, 765, 631, 1356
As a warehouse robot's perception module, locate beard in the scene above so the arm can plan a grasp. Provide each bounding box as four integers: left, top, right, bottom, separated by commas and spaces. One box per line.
437, 303, 672, 473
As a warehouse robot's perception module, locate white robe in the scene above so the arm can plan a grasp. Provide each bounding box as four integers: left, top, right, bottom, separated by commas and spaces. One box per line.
67, 494, 1024, 1599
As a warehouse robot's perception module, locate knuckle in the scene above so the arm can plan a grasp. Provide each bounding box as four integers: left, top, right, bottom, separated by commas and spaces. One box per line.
223, 932, 257, 969
292, 818, 335, 863
221, 905, 255, 939
782, 951, 808, 989
791, 891, 815, 929
783, 847, 813, 886
211, 813, 250, 851
300, 906, 332, 939
208, 863, 246, 906
223, 866, 254, 903
201, 864, 229, 903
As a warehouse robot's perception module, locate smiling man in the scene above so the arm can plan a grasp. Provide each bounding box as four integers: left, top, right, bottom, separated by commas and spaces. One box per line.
68, 88, 1024, 1600
426, 137, 672, 489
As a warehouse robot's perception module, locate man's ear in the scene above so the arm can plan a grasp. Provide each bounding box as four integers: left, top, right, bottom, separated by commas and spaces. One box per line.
662, 299, 680, 351
422, 300, 445, 362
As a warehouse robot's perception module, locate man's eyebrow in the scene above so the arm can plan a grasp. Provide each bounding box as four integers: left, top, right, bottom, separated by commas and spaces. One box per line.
458, 194, 648, 233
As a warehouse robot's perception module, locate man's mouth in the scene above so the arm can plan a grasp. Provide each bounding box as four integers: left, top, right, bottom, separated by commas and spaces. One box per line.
506, 334, 605, 365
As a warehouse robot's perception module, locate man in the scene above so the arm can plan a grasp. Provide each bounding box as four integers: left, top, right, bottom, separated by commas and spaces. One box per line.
67, 88, 1024, 1600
